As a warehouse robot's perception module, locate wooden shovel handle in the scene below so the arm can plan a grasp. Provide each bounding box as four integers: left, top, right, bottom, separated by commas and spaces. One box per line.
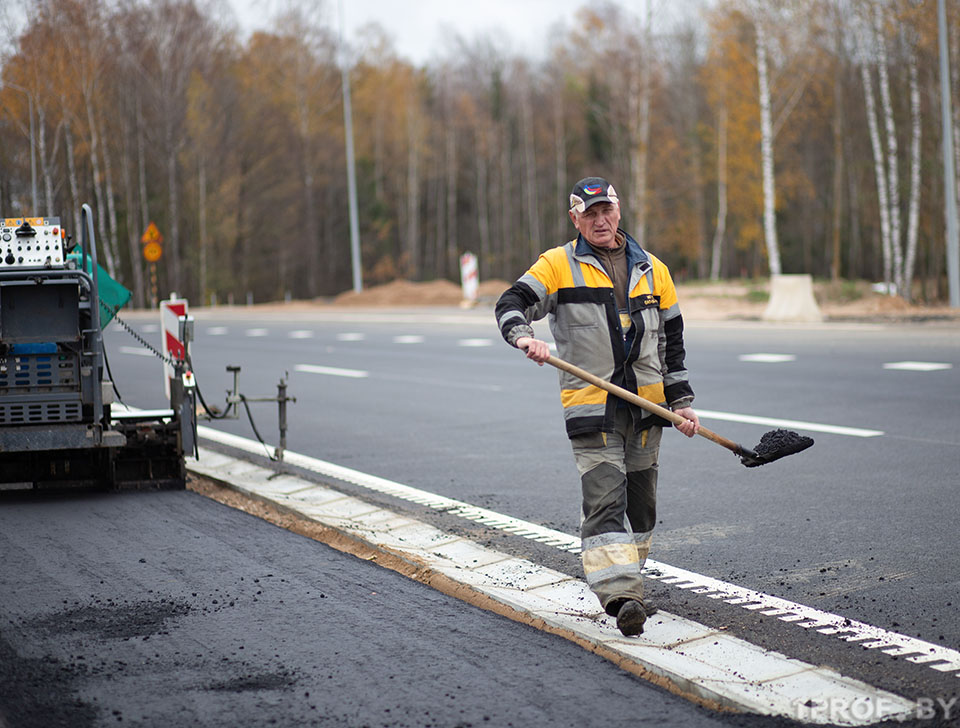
545, 355, 746, 456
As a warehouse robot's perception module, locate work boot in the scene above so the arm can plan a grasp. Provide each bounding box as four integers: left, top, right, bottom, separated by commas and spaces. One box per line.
616, 599, 646, 636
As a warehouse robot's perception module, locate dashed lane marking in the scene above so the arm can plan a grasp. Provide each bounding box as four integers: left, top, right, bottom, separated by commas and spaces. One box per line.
695, 410, 884, 438
194, 425, 959, 683
245, 328, 269, 337
394, 335, 425, 344
119, 346, 153, 357
738, 353, 797, 363
207, 326, 229, 336
458, 338, 493, 347
140, 324, 159, 333
294, 364, 369, 379
336, 333, 366, 341
289, 330, 314, 339
882, 361, 953, 372
189, 445, 919, 724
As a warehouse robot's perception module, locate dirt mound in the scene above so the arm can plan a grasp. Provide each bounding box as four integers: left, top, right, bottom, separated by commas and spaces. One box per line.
675, 283, 958, 322
822, 294, 912, 314
675, 294, 766, 321
333, 279, 463, 306
477, 279, 512, 299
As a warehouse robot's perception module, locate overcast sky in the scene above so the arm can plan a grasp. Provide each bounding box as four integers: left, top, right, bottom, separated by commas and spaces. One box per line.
2, 1, 706, 68
227, 0, 637, 65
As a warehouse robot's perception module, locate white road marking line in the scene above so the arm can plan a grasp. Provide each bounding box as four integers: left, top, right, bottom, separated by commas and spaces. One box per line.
140, 324, 159, 333
189, 446, 919, 724
207, 326, 229, 336
289, 330, 314, 339
883, 361, 953, 371
246, 328, 269, 337
119, 346, 153, 357
695, 409, 884, 438
393, 335, 424, 344
196, 425, 958, 683
458, 338, 492, 347
294, 364, 369, 379
336, 333, 366, 341
739, 353, 797, 363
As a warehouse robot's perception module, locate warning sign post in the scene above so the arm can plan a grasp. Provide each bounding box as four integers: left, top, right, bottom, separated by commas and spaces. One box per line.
160, 296, 188, 398
460, 252, 478, 306
142, 222, 164, 308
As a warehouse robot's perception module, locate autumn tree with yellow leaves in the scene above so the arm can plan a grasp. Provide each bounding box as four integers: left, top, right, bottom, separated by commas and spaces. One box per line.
1, 0, 958, 304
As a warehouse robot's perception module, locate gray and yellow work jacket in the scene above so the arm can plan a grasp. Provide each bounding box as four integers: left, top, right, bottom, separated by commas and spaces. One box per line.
496, 231, 694, 438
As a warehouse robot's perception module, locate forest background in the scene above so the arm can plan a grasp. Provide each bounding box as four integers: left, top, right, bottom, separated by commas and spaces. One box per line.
1, 0, 959, 309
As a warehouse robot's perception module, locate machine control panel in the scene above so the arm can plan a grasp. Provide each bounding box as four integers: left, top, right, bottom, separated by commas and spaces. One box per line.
0, 217, 66, 269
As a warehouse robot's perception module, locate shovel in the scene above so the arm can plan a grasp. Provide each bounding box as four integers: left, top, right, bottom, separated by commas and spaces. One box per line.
546, 355, 813, 468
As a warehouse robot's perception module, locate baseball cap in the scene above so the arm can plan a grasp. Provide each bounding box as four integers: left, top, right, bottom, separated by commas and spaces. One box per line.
569, 177, 619, 213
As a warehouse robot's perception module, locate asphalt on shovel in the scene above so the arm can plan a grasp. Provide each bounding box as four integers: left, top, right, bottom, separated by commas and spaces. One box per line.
546, 355, 813, 468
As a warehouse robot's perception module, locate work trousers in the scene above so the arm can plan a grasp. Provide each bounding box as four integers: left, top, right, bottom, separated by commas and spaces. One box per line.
571, 408, 660, 616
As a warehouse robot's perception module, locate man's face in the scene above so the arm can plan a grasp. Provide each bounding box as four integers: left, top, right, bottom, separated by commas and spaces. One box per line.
570, 202, 621, 248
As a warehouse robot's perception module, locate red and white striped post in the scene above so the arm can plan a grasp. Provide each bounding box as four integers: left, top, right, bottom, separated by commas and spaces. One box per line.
160, 296, 189, 398
460, 252, 478, 306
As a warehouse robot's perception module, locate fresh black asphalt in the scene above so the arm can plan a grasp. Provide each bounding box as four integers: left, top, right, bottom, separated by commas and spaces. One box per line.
0, 489, 770, 728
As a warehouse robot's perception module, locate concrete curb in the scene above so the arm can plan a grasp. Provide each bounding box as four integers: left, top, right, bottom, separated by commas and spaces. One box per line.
188, 445, 916, 726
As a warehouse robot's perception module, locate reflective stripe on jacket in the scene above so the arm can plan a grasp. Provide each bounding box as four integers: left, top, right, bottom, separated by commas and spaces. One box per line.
495, 231, 694, 438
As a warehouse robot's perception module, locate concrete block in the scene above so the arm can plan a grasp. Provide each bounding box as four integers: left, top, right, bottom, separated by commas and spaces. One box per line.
762, 274, 823, 323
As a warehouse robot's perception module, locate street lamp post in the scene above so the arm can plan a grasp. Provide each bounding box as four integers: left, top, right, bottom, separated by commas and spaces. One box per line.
939, 0, 959, 308
338, 0, 362, 294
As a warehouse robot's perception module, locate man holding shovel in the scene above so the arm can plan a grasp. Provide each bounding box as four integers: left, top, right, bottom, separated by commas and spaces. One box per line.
496, 176, 699, 637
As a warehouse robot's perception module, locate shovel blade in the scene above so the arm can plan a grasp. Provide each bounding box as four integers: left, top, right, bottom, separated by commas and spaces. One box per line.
739, 429, 814, 468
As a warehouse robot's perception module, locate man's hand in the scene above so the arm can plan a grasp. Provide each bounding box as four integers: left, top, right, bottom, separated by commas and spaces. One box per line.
515, 336, 551, 365
672, 406, 700, 438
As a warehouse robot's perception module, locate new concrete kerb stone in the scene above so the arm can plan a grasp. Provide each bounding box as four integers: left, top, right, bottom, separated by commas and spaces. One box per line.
188, 444, 915, 726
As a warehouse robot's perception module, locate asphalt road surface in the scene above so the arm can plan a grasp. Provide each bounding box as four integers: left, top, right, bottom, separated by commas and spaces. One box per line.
2, 488, 759, 728
4, 304, 956, 726
107, 307, 959, 641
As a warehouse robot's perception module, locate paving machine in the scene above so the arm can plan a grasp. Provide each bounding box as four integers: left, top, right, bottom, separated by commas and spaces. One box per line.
0, 204, 193, 490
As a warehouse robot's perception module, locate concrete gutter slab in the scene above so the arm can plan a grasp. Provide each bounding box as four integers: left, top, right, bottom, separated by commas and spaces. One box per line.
189, 446, 916, 726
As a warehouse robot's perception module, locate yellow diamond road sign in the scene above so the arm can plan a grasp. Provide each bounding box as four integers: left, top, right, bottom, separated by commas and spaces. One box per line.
141, 222, 163, 246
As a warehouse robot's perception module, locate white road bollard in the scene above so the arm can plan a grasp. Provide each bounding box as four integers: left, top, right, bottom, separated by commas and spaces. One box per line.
762, 274, 823, 323
160, 295, 189, 399
460, 252, 479, 307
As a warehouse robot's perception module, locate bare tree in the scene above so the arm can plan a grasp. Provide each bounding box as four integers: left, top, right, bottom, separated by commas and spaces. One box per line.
134, 0, 214, 293
830, 0, 845, 282
628, 1, 653, 246
444, 75, 458, 278
405, 98, 421, 277
710, 105, 728, 281
873, 2, 903, 294
518, 67, 541, 259
754, 11, 782, 276
855, 10, 893, 289
903, 45, 921, 300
